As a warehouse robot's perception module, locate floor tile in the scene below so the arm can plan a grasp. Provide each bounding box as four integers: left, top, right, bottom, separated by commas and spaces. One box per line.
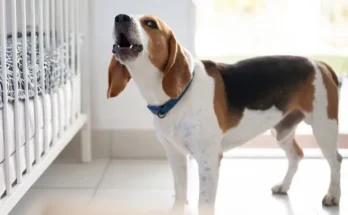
9, 188, 94, 215
33, 160, 109, 188
98, 160, 173, 189
8, 158, 348, 215
93, 189, 174, 211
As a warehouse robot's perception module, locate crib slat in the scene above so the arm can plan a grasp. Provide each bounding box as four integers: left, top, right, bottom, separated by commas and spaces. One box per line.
51, 0, 57, 146
76, 0, 81, 116
21, 0, 32, 173
64, 0, 69, 74
70, 0, 76, 123
59, 0, 64, 80
76, 0, 81, 77
51, 0, 56, 49
64, 0, 69, 129
58, 0, 64, 137
0, 0, 13, 195
31, 0, 41, 164
45, 0, 50, 49
38, 0, 48, 155
12, 0, 23, 184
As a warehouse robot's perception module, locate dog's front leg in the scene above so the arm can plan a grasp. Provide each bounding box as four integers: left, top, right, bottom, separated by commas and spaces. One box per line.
193, 146, 221, 215
158, 134, 188, 213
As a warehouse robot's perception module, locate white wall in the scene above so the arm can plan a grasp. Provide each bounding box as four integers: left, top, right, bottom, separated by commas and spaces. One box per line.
90, 0, 196, 129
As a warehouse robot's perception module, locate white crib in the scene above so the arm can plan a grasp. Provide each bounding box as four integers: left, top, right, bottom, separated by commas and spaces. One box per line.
0, 0, 91, 214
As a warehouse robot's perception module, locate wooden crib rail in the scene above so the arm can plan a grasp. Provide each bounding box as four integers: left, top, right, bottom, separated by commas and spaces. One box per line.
0, 0, 90, 214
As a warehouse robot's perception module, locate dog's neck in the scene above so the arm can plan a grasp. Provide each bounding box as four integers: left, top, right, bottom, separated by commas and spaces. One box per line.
123, 49, 195, 106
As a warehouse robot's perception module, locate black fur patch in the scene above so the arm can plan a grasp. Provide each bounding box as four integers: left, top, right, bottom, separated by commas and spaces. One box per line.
202, 56, 314, 112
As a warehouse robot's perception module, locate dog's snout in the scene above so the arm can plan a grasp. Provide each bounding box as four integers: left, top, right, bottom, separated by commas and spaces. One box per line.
115, 14, 131, 24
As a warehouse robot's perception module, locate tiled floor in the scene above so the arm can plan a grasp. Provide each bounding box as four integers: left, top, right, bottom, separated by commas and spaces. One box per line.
9, 158, 348, 215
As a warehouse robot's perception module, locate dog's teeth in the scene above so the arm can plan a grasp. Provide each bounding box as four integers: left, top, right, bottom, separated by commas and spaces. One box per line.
117, 45, 120, 48
129, 45, 133, 49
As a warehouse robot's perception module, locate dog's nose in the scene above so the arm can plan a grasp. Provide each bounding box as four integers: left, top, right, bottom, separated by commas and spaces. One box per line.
115, 14, 131, 24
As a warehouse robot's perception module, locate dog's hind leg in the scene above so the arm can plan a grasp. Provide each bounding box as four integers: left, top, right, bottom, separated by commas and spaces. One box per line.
312, 116, 341, 206
310, 60, 341, 206
271, 110, 304, 194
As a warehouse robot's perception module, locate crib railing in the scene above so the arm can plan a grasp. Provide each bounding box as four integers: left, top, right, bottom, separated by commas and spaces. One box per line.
0, 0, 85, 210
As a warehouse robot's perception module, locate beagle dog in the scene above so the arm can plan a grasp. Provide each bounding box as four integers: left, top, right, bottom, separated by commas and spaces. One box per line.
107, 14, 342, 213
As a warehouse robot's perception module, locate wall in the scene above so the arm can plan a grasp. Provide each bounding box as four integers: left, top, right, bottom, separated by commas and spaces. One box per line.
90, 0, 196, 129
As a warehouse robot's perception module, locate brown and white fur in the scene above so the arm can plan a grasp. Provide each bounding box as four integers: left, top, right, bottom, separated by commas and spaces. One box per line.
107, 14, 342, 214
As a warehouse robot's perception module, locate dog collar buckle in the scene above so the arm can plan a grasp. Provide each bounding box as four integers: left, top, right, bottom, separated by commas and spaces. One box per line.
157, 110, 166, 118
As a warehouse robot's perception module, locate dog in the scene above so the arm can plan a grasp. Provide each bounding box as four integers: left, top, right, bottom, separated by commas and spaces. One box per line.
107, 14, 342, 214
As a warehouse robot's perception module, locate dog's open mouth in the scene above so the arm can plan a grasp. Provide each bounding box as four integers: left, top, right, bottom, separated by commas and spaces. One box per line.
118, 32, 131, 48
114, 33, 143, 53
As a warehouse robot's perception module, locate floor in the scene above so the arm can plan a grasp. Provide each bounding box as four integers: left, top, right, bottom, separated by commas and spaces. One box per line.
9, 158, 348, 215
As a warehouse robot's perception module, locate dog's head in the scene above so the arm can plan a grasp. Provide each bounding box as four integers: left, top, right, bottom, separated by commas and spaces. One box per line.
107, 14, 192, 100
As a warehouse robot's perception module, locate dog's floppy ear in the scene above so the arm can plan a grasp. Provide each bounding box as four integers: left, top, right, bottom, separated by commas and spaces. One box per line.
107, 56, 131, 98
162, 33, 191, 98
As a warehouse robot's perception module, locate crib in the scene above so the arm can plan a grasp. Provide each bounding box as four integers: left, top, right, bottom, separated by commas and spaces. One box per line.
0, 0, 91, 214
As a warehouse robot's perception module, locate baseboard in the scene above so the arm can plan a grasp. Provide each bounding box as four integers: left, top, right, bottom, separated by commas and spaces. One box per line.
110, 129, 166, 158
58, 129, 348, 160
58, 129, 112, 160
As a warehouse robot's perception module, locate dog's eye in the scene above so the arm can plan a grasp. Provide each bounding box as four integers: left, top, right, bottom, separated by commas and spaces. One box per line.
144, 20, 158, 29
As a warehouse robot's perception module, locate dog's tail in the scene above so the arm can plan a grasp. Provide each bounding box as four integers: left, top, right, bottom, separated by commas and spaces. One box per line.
318, 61, 341, 89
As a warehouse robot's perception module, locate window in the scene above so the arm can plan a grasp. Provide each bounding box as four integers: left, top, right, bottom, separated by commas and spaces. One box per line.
195, 0, 348, 145
195, 0, 348, 57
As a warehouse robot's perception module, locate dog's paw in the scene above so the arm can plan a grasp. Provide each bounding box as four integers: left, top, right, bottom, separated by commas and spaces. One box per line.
271, 184, 289, 195
322, 193, 340, 206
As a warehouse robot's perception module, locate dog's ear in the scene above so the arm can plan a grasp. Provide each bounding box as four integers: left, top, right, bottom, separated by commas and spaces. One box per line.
107, 56, 131, 98
162, 33, 192, 98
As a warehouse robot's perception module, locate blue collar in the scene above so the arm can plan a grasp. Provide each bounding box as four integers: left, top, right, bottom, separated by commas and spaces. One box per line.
147, 71, 195, 118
